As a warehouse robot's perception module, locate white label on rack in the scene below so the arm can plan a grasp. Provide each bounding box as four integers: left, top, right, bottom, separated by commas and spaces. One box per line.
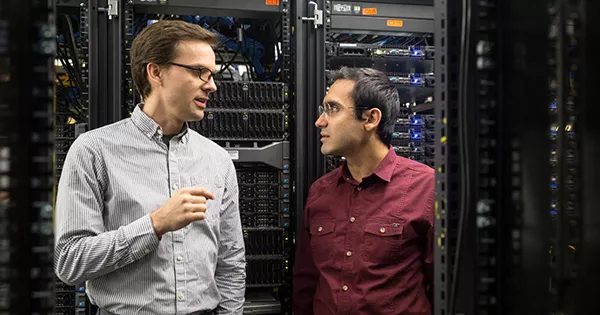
227, 150, 239, 160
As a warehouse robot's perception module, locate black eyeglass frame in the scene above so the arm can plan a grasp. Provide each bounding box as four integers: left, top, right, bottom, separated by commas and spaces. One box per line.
166, 62, 217, 82
318, 102, 371, 117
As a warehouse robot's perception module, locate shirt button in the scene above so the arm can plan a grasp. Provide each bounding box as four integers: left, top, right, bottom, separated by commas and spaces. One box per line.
350, 217, 356, 223
346, 251, 352, 257
356, 186, 362, 191
393, 223, 400, 228
172, 184, 179, 191
380, 227, 386, 233
176, 256, 183, 262
318, 226, 323, 232
342, 285, 349, 292
177, 292, 185, 300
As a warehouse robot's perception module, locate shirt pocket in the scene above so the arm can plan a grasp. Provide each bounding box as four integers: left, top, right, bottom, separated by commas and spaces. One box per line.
362, 220, 404, 264
309, 219, 336, 263
190, 175, 225, 223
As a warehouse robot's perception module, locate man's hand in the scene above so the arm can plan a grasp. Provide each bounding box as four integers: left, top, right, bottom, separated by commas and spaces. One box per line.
150, 187, 216, 238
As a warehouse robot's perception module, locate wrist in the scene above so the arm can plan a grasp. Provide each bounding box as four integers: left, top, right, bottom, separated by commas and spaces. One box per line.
150, 212, 165, 239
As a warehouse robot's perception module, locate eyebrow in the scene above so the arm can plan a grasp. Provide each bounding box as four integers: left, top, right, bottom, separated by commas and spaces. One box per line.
324, 100, 342, 106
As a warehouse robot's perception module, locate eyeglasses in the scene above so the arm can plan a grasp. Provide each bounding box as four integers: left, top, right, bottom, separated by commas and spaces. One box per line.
318, 102, 369, 117
167, 62, 217, 82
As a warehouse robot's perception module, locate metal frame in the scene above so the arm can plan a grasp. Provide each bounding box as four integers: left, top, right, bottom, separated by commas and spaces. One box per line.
88, 0, 123, 130
292, 0, 326, 310
123, 0, 135, 115
549, 1, 572, 312
551, 0, 587, 313
0, 0, 56, 313
293, 0, 308, 241
433, 0, 461, 312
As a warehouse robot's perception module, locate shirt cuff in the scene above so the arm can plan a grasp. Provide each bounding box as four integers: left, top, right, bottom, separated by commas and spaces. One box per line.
123, 214, 161, 261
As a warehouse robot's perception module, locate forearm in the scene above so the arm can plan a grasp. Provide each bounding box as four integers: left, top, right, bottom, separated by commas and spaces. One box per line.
215, 248, 246, 315
54, 214, 159, 285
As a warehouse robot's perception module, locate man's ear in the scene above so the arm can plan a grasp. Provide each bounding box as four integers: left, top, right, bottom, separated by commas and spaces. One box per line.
147, 63, 162, 87
363, 108, 382, 132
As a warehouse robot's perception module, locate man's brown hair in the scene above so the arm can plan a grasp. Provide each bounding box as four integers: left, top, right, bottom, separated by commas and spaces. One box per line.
130, 20, 218, 99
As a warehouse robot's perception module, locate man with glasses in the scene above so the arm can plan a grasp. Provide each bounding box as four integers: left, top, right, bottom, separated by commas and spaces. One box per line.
54, 20, 245, 315
293, 67, 434, 314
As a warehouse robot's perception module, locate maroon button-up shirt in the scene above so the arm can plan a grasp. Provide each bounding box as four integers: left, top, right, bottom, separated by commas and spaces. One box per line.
293, 148, 435, 315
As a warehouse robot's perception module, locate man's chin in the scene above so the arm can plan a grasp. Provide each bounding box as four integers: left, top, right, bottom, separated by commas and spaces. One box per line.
187, 111, 204, 122
321, 146, 336, 156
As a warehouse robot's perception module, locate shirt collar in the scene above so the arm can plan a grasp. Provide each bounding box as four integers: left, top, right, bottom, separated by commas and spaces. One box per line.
131, 103, 190, 144
372, 146, 397, 182
339, 146, 397, 183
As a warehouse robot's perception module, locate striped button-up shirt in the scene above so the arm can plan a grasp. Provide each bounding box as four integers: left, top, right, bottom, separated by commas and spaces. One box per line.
54, 105, 246, 315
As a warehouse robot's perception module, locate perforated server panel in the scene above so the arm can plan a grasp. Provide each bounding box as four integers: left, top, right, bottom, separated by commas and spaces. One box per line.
189, 80, 292, 292
0, 1, 56, 313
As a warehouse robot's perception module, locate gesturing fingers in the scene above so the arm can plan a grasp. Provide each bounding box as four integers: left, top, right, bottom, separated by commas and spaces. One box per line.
183, 203, 207, 213
186, 187, 216, 200
182, 195, 208, 205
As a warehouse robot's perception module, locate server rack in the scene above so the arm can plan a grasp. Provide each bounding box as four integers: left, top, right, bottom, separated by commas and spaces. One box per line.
127, 1, 294, 314
434, 0, 553, 313
0, 1, 56, 314
434, 0, 600, 314
550, 0, 600, 313
321, 0, 436, 174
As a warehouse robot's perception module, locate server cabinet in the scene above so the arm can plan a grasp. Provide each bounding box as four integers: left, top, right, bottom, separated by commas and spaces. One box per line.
0, 1, 56, 314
